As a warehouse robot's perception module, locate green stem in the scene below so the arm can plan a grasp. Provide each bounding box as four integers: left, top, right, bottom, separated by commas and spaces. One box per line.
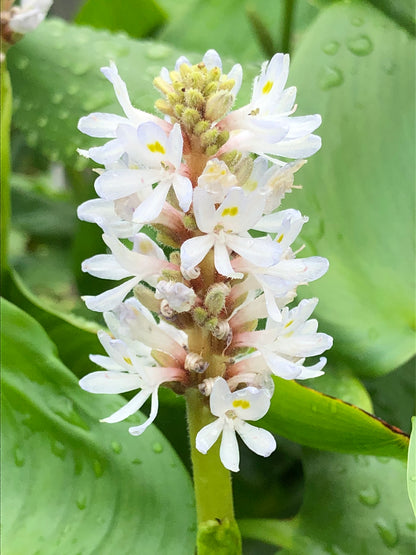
1, 61, 12, 278
281, 0, 295, 54
186, 388, 242, 554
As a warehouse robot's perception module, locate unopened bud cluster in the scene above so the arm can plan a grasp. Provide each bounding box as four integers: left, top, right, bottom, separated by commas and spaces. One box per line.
77, 49, 332, 472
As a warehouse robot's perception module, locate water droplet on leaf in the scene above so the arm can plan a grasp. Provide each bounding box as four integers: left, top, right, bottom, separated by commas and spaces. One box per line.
152, 442, 163, 453
383, 61, 396, 75
16, 57, 29, 70
51, 439, 66, 459
111, 441, 122, 454
93, 459, 104, 478
375, 518, 398, 548
58, 110, 69, 120
351, 16, 364, 27
132, 458, 142, 465
68, 84, 79, 96
37, 116, 48, 128
52, 92, 64, 105
76, 494, 87, 510
146, 44, 172, 60
322, 41, 340, 56
72, 61, 90, 76
26, 130, 38, 147
14, 447, 25, 467
347, 35, 373, 56
319, 67, 344, 90
359, 485, 380, 506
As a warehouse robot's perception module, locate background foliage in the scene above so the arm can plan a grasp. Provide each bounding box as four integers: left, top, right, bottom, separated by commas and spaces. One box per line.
2, 0, 415, 553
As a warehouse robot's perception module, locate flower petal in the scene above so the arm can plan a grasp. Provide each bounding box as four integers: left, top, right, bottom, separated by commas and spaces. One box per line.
195, 417, 224, 454
129, 389, 160, 435
79, 370, 142, 394
220, 420, 240, 472
234, 420, 276, 457
181, 234, 215, 271
101, 388, 151, 423
82, 276, 140, 312
81, 254, 131, 280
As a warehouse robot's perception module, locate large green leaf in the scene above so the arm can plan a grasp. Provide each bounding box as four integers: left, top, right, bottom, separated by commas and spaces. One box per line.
262, 370, 409, 461
75, 0, 167, 39
241, 358, 415, 554
282, 1, 416, 376
1, 298, 196, 554
7, 18, 258, 169
2, 269, 102, 377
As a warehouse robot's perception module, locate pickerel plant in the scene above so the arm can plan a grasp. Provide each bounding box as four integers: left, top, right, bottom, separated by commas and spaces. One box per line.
77, 50, 332, 552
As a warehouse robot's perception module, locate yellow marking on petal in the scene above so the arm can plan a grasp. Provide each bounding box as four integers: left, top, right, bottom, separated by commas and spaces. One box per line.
233, 399, 250, 409
284, 319, 294, 328
244, 179, 258, 192
262, 80, 273, 94
147, 141, 165, 154
139, 240, 153, 254
123, 357, 133, 365
277, 234, 284, 243
221, 206, 239, 217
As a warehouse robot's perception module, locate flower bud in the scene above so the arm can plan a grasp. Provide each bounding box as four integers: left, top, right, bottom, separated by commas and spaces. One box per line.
205, 283, 230, 315
205, 90, 234, 121
185, 353, 209, 374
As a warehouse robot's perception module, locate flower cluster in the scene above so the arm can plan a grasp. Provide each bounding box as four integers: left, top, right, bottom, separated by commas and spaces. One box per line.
78, 50, 332, 472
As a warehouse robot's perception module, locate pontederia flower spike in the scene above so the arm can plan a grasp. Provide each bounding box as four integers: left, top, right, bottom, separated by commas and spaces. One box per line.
77, 49, 332, 482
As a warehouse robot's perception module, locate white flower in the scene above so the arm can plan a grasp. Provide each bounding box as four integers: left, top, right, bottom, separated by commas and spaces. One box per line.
155, 280, 196, 312
197, 159, 239, 203
196, 378, 276, 472
78, 61, 170, 164
243, 157, 306, 213
81, 233, 175, 312
233, 298, 333, 379
79, 330, 185, 435
9, 0, 53, 34
77, 197, 141, 238
93, 122, 192, 222
217, 53, 321, 163
181, 187, 281, 278
233, 209, 329, 321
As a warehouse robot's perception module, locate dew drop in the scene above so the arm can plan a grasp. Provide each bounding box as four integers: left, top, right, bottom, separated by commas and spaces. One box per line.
347, 35, 373, 57
55, 400, 90, 431
311, 405, 318, 413
58, 109, 69, 120
410, 475, 416, 482
37, 116, 48, 128
406, 521, 416, 531
16, 56, 29, 70
52, 92, 64, 105
76, 494, 87, 510
383, 61, 396, 75
152, 442, 163, 453
146, 44, 172, 60
26, 130, 39, 147
322, 41, 340, 56
111, 441, 122, 454
14, 447, 25, 467
376, 456, 390, 464
351, 16, 364, 27
375, 518, 399, 548
359, 485, 380, 507
93, 459, 104, 478
132, 458, 142, 465
68, 84, 80, 96
72, 61, 90, 76
319, 67, 344, 91
51, 439, 66, 460
74, 458, 83, 476
82, 91, 111, 112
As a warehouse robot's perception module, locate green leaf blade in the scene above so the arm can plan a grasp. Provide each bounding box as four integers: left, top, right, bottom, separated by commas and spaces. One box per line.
1, 298, 196, 554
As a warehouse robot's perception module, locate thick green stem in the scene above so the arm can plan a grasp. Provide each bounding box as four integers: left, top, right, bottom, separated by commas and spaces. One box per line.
1, 61, 12, 278
186, 388, 242, 554
281, 0, 295, 54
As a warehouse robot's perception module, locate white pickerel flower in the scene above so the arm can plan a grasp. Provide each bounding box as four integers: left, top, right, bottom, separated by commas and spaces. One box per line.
81, 233, 176, 312
8, 0, 53, 34
181, 187, 281, 278
196, 378, 276, 472
233, 298, 333, 379
80, 330, 185, 435
93, 122, 192, 222
217, 53, 321, 163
